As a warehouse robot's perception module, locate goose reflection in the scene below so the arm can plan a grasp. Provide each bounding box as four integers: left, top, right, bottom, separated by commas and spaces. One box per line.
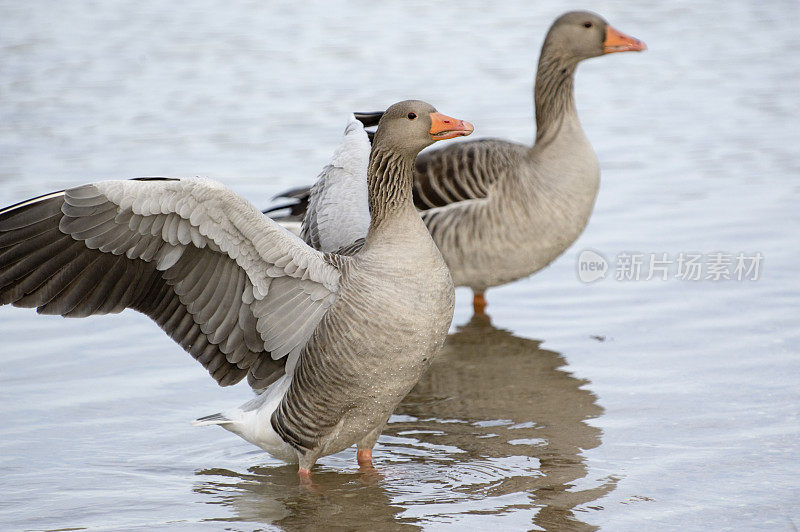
194, 462, 415, 530
386, 315, 617, 530
193, 316, 616, 530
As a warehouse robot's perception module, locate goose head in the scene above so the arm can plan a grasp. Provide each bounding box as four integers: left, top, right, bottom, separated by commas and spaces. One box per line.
544, 11, 646, 62
372, 100, 473, 157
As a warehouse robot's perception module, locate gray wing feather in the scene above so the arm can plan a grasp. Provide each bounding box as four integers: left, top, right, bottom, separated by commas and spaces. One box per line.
0, 178, 341, 389
413, 138, 528, 210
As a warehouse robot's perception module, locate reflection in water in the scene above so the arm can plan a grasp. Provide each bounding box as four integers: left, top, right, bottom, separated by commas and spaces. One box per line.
390, 315, 617, 529
194, 316, 616, 530
195, 463, 416, 531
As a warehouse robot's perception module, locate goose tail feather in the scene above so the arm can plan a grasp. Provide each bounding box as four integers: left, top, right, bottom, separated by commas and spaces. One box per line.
191, 412, 233, 426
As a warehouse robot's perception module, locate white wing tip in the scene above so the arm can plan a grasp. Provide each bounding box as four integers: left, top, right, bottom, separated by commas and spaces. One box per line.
344, 116, 366, 136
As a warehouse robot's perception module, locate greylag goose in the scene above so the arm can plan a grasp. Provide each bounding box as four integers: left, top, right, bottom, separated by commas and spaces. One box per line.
270, 12, 645, 314
0, 100, 473, 479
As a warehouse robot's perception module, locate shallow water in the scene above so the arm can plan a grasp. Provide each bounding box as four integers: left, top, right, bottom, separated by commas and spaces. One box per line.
1, 1, 799, 530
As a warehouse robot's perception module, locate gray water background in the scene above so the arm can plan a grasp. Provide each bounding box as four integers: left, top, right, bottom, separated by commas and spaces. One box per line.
1, 1, 799, 530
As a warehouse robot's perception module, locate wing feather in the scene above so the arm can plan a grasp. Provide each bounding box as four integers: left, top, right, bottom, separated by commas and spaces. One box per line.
412, 138, 528, 209
0, 177, 342, 389
300, 116, 372, 253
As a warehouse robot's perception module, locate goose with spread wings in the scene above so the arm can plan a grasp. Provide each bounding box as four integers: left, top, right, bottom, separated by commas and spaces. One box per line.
269, 12, 646, 315
0, 100, 474, 478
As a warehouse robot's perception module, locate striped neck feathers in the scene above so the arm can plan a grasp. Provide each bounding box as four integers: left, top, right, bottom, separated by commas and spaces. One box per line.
367, 145, 416, 231
534, 47, 579, 143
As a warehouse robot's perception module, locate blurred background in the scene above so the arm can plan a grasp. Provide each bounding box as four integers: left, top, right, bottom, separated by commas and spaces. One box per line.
1, 1, 798, 530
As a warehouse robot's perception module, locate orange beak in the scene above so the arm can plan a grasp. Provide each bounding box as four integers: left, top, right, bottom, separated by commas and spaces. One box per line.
603, 25, 647, 54
429, 112, 474, 141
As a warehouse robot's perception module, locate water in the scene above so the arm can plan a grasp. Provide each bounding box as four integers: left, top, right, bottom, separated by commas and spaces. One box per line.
1, 1, 798, 530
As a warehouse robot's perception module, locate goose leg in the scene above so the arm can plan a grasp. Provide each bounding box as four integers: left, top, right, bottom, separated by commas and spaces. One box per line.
356, 448, 384, 483
356, 416, 389, 467
472, 292, 487, 315
298, 450, 321, 485
356, 449, 373, 465
298, 467, 324, 491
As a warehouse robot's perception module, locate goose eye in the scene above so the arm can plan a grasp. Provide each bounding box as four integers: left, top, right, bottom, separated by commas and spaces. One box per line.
583, 21, 593, 28
407, 112, 417, 120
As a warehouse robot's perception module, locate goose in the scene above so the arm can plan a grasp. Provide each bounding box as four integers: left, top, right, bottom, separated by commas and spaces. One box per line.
269, 12, 645, 314
0, 100, 473, 479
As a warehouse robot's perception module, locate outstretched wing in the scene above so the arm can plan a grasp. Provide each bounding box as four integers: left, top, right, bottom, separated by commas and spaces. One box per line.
0, 177, 341, 389
301, 115, 372, 253
413, 138, 527, 210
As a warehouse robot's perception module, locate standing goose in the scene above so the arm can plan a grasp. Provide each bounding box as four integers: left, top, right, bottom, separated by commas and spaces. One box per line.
271, 12, 645, 314
0, 100, 473, 478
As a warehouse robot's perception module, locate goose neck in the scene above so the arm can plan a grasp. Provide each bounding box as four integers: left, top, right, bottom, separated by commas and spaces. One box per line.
367, 146, 416, 232
534, 48, 579, 143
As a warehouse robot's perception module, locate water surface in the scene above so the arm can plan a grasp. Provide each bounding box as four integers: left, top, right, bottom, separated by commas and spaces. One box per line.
1, 1, 798, 530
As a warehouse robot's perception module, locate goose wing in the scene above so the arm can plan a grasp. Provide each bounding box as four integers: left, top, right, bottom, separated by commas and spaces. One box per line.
301, 116, 371, 253
0, 177, 341, 389
413, 138, 527, 209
